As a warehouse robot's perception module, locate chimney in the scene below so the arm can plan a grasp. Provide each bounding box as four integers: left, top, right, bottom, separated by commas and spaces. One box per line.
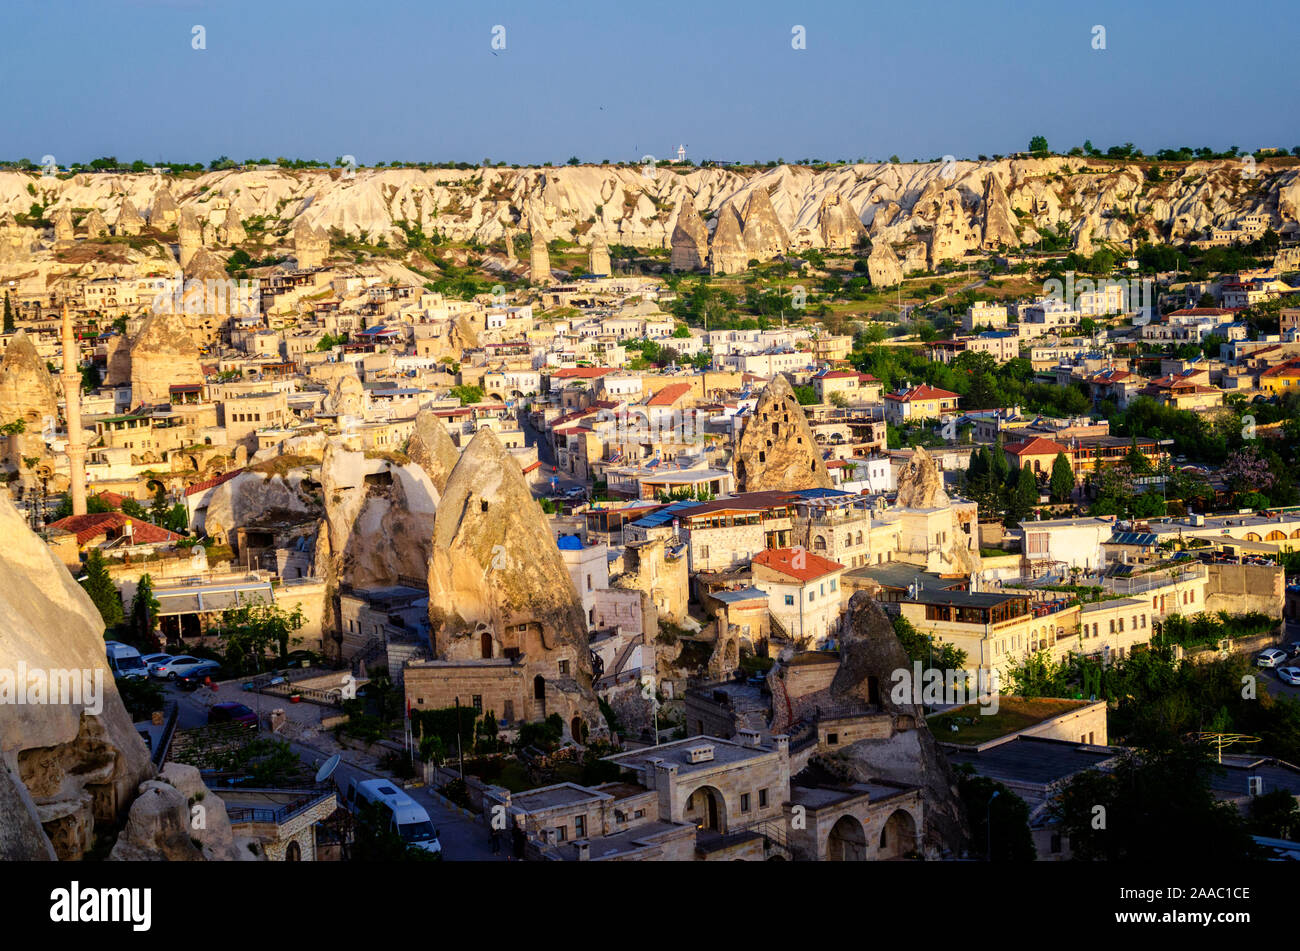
737, 728, 762, 748
575, 840, 590, 861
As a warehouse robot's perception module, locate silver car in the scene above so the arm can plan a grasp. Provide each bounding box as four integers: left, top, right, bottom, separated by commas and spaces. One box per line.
1257, 648, 1288, 668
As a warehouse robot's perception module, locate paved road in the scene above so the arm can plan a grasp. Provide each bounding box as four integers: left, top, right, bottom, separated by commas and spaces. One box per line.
160, 678, 504, 861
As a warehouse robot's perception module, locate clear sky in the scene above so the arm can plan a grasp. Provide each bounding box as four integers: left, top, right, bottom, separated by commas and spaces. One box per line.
3, 0, 1297, 167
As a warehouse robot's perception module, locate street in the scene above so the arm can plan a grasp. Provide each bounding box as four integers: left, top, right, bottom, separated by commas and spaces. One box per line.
160, 677, 504, 861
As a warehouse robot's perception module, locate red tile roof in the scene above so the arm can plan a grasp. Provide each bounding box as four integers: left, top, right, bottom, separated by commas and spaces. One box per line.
49, 512, 183, 547
1261, 359, 1300, 378
885, 384, 959, 402
645, 382, 693, 407
183, 468, 245, 497
752, 546, 843, 583
1003, 436, 1068, 456
553, 367, 614, 379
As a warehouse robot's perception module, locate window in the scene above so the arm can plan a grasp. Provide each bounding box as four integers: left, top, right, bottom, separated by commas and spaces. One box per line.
574, 815, 586, 838
586, 574, 592, 591
827, 733, 838, 745
556, 825, 566, 842
1109, 620, 1115, 634
633, 809, 645, 819
784, 594, 794, 606
759, 789, 768, 807
740, 793, 751, 813
830, 579, 837, 592
700, 545, 710, 559
808, 591, 815, 603
472, 695, 482, 712
558, 660, 570, 676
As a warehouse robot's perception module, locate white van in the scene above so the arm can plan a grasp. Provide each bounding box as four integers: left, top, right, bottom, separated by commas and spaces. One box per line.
341, 777, 442, 856
105, 641, 149, 680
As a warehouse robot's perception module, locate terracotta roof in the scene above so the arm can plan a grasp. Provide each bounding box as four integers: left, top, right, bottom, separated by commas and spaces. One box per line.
885, 384, 959, 402
183, 468, 245, 497
1167, 308, 1235, 317
553, 367, 614, 379
49, 512, 183, 547
645, 382, 693, 407
1261, 359, 1300, 378
1003, 436, 1068, 456
752, 546, 843, 582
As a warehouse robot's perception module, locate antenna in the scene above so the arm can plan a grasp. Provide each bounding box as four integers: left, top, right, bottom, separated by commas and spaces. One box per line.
315, 753, 342, 785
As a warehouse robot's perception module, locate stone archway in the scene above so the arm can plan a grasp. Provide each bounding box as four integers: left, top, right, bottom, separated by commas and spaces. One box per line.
684, 785, 728, 833
826, 814, 868, 861
878, 808, 917, 860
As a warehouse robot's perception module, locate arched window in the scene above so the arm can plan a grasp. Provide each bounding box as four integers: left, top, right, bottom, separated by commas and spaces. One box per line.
813, 536, 827, 551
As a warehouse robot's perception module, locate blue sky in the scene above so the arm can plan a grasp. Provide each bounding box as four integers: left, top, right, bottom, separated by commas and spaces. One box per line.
3, 0, 1296, 166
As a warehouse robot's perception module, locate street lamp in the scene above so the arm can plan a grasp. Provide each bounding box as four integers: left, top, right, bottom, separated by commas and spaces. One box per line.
986, 790, 1000, 861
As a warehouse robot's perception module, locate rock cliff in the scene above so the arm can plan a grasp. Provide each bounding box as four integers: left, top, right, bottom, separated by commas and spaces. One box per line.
734, 374, 833, 492
0, 493, 154, 859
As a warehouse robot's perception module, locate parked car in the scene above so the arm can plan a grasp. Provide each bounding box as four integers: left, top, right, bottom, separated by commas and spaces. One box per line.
175, 662, 228, 690
106, 641, 149, 680
340, 778, 442, 856
1285, 642, 1300, 659
1257, 648, 1289, 668
141, 653, 173, 676
1278, 666, 1300, 686
151, 655, 213, 680
208, 702, 258, 728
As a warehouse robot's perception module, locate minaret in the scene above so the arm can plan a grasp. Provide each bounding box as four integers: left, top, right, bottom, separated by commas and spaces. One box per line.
60, 302, 87, 516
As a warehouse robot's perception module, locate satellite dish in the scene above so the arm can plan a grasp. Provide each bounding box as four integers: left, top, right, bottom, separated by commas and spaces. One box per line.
315, 753, 341, 785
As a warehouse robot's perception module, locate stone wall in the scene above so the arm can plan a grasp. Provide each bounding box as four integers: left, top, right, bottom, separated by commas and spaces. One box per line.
1205, 562, 1284, 617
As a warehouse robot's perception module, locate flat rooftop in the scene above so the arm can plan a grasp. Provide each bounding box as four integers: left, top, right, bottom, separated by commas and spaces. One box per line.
944, 735, 1116, 786
605, 736, 773, 775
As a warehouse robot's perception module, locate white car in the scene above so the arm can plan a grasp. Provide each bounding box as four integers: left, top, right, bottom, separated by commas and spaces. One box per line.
151, 655, 209, 680
1277, 666, 1300, 686
1257, 648, 1288, 668
141, 653, 173, 676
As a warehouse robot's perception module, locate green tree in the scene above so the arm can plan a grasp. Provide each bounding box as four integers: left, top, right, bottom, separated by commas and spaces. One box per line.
149, 486, 169, 525
81, 549, 123, 628
449, 384, 483, 405
1050, 745, 1255, 861
218, 600, 306, 672
1049, 452, 1074, 504
955, 766, 1037, 860
2, 291, 12, 334
1028, 135, 1049, 156
131, 574, 160, 641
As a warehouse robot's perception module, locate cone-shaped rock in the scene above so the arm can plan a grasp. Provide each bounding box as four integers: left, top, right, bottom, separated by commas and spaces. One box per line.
426, 429, 601, 740
740, 186, 790, 259
129, 310, 203, 407
406, 408, 460, 494
115, 198, 143, 236
817, 193, 865, 249
980, 172, 1018, 250
734, 373, 833, 492
829, 591, 968, 855
708, 202, 747, 275
670, 196, 709, 271
83, 208, 110, 239
867, 238, 904, 287
0, 329, 59, 423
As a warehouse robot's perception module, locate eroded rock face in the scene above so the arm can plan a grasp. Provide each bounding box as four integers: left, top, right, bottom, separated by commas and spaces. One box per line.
670, 196, 709, 271
115, 198, 143, 236
739, 186, 790, 260
318, 442, 439, 592
826, 591, 968, 855
405, 409, 460, 493
157, 763, 254, 861
0, 330, 60, 480
894, 448, 981, 575
867, 238, 904, 287
734, 374, 833, 493
817, 193, 866, 249
426, 428, 601, 734
708, 202, 747, 275
0, 493, 154, 860
204, 469, 321, 546
895, 446, 949, 509
980, 172, 1018, 250
83, 208, 109, 239
129, 310, 203, 407
323, 372, 368, 418
109, 781, 203, 861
